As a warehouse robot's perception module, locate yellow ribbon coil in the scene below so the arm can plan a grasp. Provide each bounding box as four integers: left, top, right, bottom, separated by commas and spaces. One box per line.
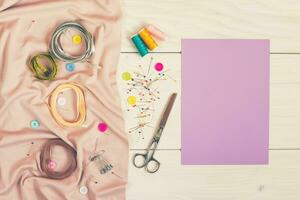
49, 83, 86, 127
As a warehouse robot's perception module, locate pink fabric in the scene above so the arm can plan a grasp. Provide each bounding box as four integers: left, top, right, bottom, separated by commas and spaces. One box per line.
0, 0, 128, 199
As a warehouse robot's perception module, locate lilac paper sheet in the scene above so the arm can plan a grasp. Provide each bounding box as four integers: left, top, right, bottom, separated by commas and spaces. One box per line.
181, 39, 269, 165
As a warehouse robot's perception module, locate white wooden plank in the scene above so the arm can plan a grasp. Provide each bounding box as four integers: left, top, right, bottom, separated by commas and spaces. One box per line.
121, 0, 300, 52
118, 53, 300, 149
270, 84, 300, 149
127, 150, 300, 200
271, 54, 300, 83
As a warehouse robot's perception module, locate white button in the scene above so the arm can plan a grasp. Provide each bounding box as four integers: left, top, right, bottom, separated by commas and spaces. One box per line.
57, 97, 66, 106
79, 186, 88, 195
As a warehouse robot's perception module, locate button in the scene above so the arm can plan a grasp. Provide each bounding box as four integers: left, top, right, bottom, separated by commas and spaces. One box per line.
66, 63, 75, 72
57, 97, 66, 106
47, 160, 57, 170
30, 120, 40, 129
79, 186, 88, 195
72, 34, 82, 45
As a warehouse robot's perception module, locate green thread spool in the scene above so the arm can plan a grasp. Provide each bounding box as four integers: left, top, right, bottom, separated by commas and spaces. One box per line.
131, 34, 148, 57
30, 53, 57, 80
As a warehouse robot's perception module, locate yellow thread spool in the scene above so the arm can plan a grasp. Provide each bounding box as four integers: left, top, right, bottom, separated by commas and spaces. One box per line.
48, 83, 86, 127
138, 28, 158, 51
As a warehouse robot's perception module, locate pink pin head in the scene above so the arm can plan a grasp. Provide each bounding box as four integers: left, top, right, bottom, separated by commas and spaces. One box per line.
47, 160, 57, 170
155, 62, 164, 71
98, 122, 108, 133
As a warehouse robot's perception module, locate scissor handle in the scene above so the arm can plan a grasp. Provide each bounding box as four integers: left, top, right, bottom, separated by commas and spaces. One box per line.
145, 158, 160, 173
133, 153, 148, 168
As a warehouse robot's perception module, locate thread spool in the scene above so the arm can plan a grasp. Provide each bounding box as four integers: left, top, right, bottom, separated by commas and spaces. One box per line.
145, 24, 167, 41
131, 34, 148, 57
139, 28, 158, 51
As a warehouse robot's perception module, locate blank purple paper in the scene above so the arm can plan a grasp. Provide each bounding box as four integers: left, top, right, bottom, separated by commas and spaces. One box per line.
181, 39, 269, 165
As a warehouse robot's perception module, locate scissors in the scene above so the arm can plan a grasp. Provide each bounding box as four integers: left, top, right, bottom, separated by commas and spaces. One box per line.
133, 93, 177, 173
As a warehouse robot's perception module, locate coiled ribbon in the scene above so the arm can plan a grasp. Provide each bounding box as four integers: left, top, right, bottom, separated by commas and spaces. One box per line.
40, 139, 77, 180
49, 21, 94, 63
48, 83, 86, 128
29, 53, 57, 80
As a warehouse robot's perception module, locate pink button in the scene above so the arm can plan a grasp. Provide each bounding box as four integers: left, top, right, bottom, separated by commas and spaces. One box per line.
98, 122, 108, 133
48, 160, 57, 170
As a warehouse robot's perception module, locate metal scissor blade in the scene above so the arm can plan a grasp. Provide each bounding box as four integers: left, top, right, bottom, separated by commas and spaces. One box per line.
159, 93, 177, 128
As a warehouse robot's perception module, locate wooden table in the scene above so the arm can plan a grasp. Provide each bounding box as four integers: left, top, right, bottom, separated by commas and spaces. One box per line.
118, 1, 300, 199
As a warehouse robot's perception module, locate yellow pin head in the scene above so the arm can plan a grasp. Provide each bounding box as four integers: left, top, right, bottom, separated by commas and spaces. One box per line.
127, 96, 136, 106
122, 72, 131, 81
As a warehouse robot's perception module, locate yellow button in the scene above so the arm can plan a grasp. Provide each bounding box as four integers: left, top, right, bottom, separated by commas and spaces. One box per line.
72, 35, 82, 45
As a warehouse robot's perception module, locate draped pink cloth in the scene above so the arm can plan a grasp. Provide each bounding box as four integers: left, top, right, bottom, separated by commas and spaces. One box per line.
0, 0, 128, 199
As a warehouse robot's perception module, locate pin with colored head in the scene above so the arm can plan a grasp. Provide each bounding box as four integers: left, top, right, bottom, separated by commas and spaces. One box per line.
154, 62, 164, 71
127, 96, 137, 106
98, 122, 108, 133
122, 72, 132, 81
